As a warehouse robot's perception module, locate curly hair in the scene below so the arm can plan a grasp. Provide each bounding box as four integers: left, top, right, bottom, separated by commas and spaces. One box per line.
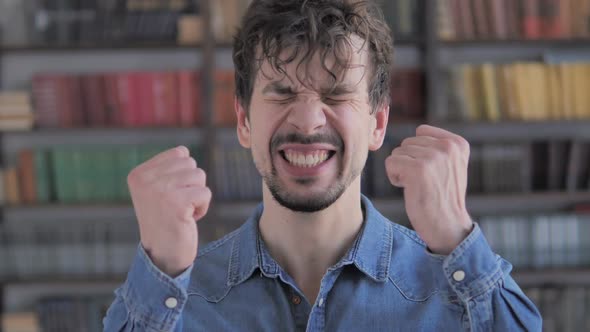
232, 0, 394, 114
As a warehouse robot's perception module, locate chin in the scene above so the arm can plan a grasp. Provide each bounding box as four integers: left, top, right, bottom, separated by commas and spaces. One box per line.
266, 179, 348, 213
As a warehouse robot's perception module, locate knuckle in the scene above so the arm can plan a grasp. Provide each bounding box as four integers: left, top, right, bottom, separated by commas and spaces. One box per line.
187, 157, 197, 169
170, 146, 187, 158
439, 139, 454, 154
195, 168, 207, 183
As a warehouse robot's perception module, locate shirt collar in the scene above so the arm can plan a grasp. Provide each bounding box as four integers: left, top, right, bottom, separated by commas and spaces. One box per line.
227, 195, 393, 287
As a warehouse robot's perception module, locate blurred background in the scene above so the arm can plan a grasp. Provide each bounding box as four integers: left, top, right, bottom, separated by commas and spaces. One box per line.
0, 0, 589, 331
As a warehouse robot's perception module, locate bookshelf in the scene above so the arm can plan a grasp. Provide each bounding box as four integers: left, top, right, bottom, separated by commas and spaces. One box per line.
0, 0, 590, 330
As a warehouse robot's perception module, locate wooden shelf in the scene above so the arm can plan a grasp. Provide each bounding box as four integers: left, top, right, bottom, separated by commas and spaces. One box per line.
387, 120, 590, 142
1, 127, 205, 152
0, 43, 202, 53
513, 268, 590, 287
375, 191, 590, 217
438, 40, 590, 65
5, 191, 590, 223
6, 120, 590, 152
441, 39, 590, 47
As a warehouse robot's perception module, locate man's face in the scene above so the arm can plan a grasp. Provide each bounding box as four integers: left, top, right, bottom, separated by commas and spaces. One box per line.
237, 37, 388, 212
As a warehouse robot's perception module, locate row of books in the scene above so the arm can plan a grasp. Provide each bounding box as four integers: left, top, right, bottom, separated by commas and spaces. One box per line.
31, 70, 211, 129
443, 62, 590, 122
372, 139, 590, 197
438, 0, 590, 41
1, 296, 113, 332
0, 219, 138, 279
524, 286, 590, 332
27, 67, 421, 131
479, 213, 590, 268
3, 144, 203, 206
210, 0, 425, 44
6, 138, 590, 206
0, 0, 200, 46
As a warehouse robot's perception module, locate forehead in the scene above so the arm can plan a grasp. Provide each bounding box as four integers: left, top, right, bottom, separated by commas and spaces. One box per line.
254, 35, 371, 92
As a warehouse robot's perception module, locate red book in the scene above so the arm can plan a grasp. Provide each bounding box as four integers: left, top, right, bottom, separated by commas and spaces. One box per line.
153, 71, 180, 126
178, 70, 202, 127
405, 70, 426, 120
522, 0, 542, 39
116, 72, 141, 127
214, 70, 236, 126
67, 75, 84, 127
390, 71, 410, 122
489, 0, 508, 39
104, 73, 122, 126
136, 72, 155, 127
558, 0, 572, 38
542, 0, 565, 38
458, 0, 475, 39
505, 0, 521, 39
450, 0, 464, 40
32, 74, 61, 128
57, 75, 74, 128
81, 74, 107, 127
472, 0, 490, 38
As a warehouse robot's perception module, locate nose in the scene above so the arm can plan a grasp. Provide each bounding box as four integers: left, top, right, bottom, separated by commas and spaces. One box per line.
286, 99, 327, 135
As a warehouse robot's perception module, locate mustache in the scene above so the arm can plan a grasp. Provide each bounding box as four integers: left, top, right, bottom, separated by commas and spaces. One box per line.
271, 132, 344, 152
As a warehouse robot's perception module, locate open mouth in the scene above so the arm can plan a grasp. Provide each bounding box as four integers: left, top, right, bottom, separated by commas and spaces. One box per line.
279, 149, 337, 168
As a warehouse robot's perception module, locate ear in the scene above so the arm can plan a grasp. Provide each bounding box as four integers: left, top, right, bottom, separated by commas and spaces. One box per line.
236, 96, 251, 148
368, 105, 389, 151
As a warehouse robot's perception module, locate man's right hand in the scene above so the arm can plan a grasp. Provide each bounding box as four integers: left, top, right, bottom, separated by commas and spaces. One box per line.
127, 145, 212, 277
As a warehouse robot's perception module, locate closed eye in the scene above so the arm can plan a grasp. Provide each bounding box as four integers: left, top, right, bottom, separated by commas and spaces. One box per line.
268, 96, 296, 104
323, 97, 347, 105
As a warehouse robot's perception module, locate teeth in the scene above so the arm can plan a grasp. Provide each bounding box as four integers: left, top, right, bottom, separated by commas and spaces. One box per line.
284, 150, 330, 168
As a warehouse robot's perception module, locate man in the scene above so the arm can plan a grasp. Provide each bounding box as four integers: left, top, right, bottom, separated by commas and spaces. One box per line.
104, 0, 542, 331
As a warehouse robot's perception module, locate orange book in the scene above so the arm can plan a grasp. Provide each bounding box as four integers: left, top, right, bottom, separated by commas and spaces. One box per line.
4, 167, 21, 205
18, 150, 37, 204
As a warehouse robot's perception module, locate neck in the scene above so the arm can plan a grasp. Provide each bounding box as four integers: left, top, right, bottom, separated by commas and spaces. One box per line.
258, 178, 364, 303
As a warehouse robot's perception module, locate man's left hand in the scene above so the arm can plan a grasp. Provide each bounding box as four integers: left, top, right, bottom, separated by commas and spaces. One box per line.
385, 124, 474, 255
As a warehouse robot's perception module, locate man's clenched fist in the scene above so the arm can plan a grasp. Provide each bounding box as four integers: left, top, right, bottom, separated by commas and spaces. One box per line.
127, 145, 212, 277
385, 125, 474, 255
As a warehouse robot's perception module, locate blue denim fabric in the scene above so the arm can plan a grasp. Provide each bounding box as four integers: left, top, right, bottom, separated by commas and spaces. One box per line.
103, 196, 542, 331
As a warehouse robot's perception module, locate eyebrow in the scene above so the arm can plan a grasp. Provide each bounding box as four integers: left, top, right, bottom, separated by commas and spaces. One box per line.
262, 81, 357, 96
262, 82, 295, 95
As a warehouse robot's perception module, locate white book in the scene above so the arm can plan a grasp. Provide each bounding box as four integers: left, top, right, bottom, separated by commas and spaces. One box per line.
549, 215, 566, 267
564, 215, 580, 266
532, 216, 551, 268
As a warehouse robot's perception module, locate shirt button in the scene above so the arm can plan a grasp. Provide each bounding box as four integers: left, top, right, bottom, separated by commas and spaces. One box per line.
165, 297, 178, 309
453, 270, 466, 282
318, 298, 324, 307
291, 295, 302, 305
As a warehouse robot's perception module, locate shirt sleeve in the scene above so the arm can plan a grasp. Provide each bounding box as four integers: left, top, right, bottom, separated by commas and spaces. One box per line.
440, 223, 542, 331
102, 244, 193, 332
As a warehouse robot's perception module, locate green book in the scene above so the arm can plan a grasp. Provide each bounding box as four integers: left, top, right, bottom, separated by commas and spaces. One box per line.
72, 148, 93, 203
114, 145, 139, 202
34, 149, 52, 204
94, 146, 117, 203
51, 147, 76, 204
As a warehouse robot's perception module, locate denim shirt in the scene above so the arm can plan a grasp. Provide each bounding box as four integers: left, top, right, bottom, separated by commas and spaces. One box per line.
103, 196, 542, 331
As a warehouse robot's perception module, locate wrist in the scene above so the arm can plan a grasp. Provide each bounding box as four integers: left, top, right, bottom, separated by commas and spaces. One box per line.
427, 216, 474, 255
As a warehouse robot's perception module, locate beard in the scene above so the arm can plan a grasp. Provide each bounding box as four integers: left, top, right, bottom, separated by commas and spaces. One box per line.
259, 131, 362, 213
